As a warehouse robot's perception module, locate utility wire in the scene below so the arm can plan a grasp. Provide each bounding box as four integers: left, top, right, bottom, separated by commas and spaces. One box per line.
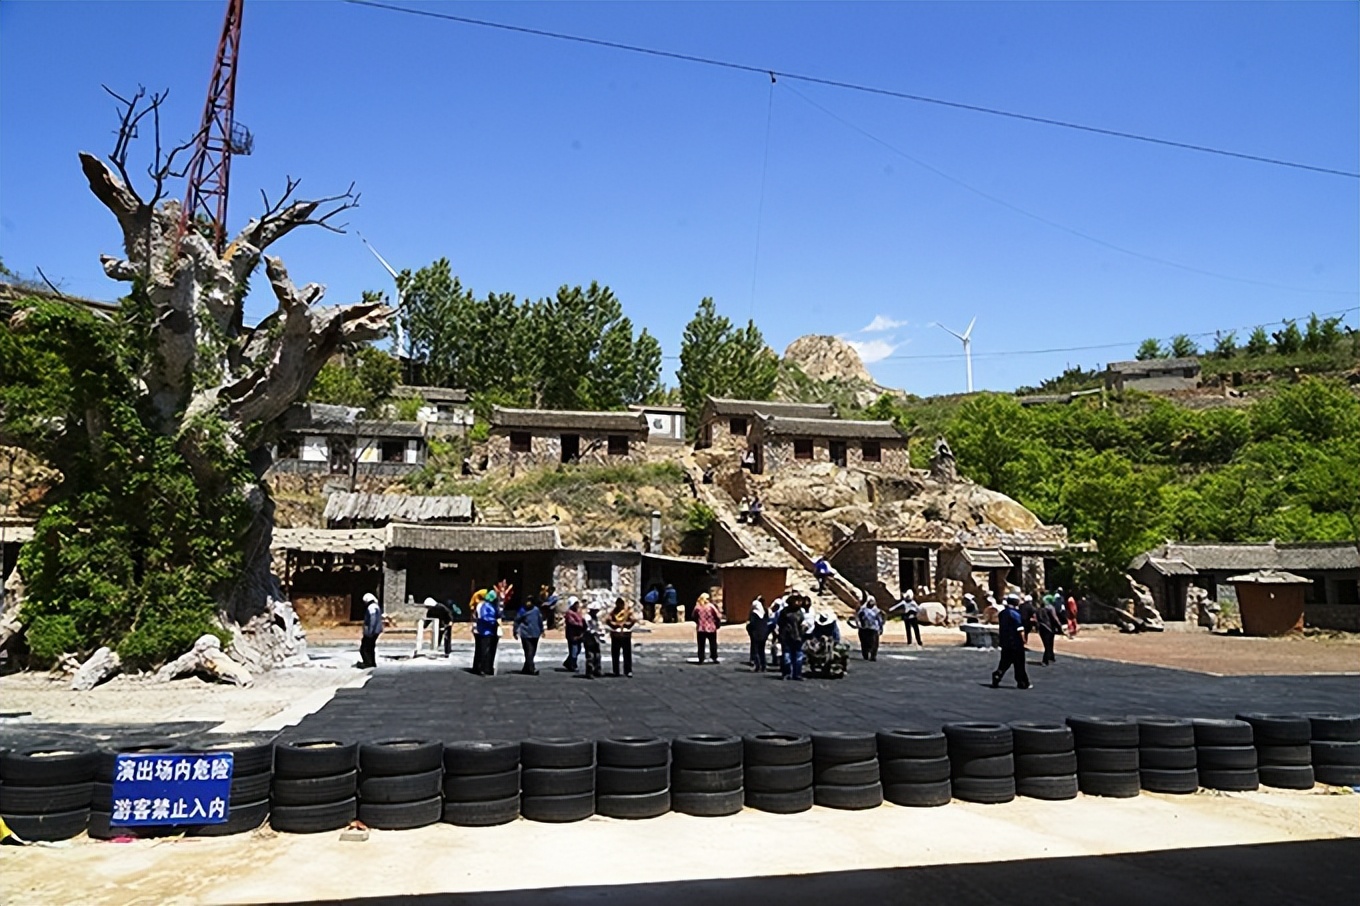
345, 0, 1359, 179
749, 74, 777, 320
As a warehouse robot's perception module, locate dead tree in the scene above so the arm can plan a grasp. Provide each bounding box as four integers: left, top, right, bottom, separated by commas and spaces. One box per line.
80, 87, 392, 640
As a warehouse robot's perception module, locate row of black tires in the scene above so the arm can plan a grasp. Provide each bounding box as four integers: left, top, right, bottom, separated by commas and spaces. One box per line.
2, 712, 1356, 839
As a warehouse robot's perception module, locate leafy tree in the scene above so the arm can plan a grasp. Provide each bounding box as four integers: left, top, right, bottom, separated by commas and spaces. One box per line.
676, 298, 778, 425
946, 394, 1030, 496
1272, 319, 1303, 355
1169, 334, 1198, 358
1056, 451, 1167, 597
1302, 313, 1344, 353
1244, 326, 1271, 357
308, 344, 400, 415
1211, 331, 1237, 359
1250, 377, 1360, 444
1135, 338, 1164, 360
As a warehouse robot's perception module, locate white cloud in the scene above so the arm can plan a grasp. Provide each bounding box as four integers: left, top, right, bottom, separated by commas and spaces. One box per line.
859, 315, 908, 334
844, 338, 898, 363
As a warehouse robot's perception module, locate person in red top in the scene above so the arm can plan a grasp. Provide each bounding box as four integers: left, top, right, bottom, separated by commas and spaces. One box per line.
693, 593, 722, 664
1062, 588, 1079, 637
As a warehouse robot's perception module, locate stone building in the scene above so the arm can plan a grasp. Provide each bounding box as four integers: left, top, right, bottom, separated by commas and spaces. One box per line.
269, 404, 427, 477
487, 407, 649, 468
1104, 357, 1201, 393
747, 416, 908, 475
696, 398, 835, 449
628, 403, 687, 444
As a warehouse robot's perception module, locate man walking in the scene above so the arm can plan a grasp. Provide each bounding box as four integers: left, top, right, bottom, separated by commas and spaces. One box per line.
853, 594, 884, 661
991, 594, 1031, 690
562, 597, 585, 672
514, 597, 544, 675
359, 592, 382, 669
813, 557, 832, 595
1036, 593, 1062, 666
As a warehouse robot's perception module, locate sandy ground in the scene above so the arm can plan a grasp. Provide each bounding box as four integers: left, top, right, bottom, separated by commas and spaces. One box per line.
2, 786, 1355, 905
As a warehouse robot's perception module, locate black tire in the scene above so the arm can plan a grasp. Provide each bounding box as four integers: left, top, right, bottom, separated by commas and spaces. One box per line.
358, 767, 443, 804
943, 723, 1012, 758
952, 754, 1014, 779
1066, 716, 1139, 749
87, 810, 172, 840
1236, 713, 1310, 745
884, 779, 951, 807
952, 776, 1015, 804
1305, 713, 1360, 743
271, 796, 358, 833
0, 781, 92, 814
811, 732, 877, 764
1016, 774, 1079, 801
2, 807, 89, 841
1140, 768, 1199, 794
358, 740, 443, 777
1193, 719, 1254, 747
1198, 746, 1258, 771
230, 771, 273, 805
1015, 751, 1078, 777
672, 735, 743, 771
443, 768, 520, 803
596, 788, 671, 819
443, 740, 520, 776
1199, 768, 1259, 792
1258, 764, 1315, 790
876, 729, 947, 760
442, 794, 519, 827
94, 743, 181, 783
745, 786, 814, 814
814, 759, 880, 786
521, 791, 594, 823
1139, 746, 1197, 771
271, 769, 357, 807
1256, 745, 1311, 767
672, 765, 744, 794
672, 788, 744, 817
193, 738, 274, 776
881, 756, 951, 785
1311, 740, 1360, 767
814, 781, 883, 810
597, 737, 670, 769
1009, 722, 1074, 756
743, 733, 813, 767
521, 765, 595, 797
1315, 764, 1360, 786
189, 798, 270, 836
1077, 747, 1139, 773
1134, 717, 1195, 749
2, 749, 97, 786
274, 740, 357, 779
358, 795, 442, 829
597, 765, 670, 796
521, 738, 595, 770
746, 762, 814, 793
1077, 770, 1140, 798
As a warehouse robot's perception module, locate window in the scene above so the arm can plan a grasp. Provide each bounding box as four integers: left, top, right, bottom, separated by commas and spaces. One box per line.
510, 431, 531, 453
585, 560, 612, 589
380, 439, 406, 463
729, 417, 748, 436
861, 441, 881, 462
277, 436, 301, 460
561, 434, 580, 464
607, 435, 629, 456
829, 440, 847, 467
793, 438, 814, 460
329, 437, 351, 474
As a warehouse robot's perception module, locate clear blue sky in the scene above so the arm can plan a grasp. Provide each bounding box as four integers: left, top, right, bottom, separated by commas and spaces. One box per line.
2, 1, 1356, 396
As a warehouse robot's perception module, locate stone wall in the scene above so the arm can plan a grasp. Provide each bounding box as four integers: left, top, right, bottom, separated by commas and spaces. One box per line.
552, 552, 641, 610
761, 439, 909, 475
1305, 603, 1360, 632
486, 432, 646, 470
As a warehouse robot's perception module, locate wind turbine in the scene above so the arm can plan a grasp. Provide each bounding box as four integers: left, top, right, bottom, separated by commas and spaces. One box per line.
357, 232, 408, 381
936, 317, 977, 393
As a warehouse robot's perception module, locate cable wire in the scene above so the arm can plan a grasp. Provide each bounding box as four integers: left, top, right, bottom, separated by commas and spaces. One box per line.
345, 0, 1359, 179
749, 74, 777, 319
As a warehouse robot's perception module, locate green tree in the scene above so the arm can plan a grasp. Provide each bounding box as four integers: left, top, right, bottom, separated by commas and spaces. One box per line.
1272, 319, 1303, 355
945, 394, 1031, 496
676, 298, 778, 425
1211, 331, 1237, 359
1250, 377, 1360, 444
308, 345, 400, 415
1135, 338, 1164, 360
1056, 451, 1168, 597
1302, 313, 1344, 353
1169, 334, 1198, 358
1244, 326, 1271, 357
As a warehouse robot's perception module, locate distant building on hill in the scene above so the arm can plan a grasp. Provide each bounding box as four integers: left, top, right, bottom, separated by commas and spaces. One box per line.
487, 407, 650, 468
1104, 357, 1201, 393
696, 397, 836, 448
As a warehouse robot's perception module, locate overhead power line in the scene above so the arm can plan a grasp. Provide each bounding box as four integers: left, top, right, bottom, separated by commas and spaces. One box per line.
346, 0, 1359, 179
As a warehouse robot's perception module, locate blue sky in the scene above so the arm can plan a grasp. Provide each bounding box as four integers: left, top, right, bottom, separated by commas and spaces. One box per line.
2, 1, 1356, 396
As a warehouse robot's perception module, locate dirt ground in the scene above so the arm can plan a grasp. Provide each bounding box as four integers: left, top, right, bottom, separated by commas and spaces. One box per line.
1046, 627, 1360, 676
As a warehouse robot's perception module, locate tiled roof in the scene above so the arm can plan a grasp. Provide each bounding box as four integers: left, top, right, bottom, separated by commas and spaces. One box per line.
757, 416, 904, 441
1137, 541, 1360, 573
324, 492, 473, 525
386, 522, 562, 552
490, 406, 648, 434
703, 398, 836, 420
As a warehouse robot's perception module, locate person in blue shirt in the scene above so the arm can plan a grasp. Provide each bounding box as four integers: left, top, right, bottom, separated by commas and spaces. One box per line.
662, 582, 679, 624
852, 594, 885, 661
514, 598, 544, 675
471, 588, 502, 677
991, 594, 1032, 690
814, 557, 832, 594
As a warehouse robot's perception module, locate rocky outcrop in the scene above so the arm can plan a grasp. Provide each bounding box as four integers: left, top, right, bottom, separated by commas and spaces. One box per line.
783, 335, 875, 385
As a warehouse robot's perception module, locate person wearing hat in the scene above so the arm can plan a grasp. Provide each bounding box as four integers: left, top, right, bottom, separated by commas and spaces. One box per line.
991, 594, 1031, 690
423, 596, 454, 658
562, 597, 586, 672
810, 609, 841, 643
582, 600, 606, 678
777, 595, 807, 680
852, 594, 884, 661
746, 596, 769, 672
889, 588, 923, 648
471, 588, 501, 676
359, 592, 382, 669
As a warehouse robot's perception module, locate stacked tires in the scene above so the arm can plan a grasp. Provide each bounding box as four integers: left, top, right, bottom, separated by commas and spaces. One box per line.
88, 741, 180, 840
1193, 719, 1259, 791
188, 736, 274, 836
877, 729, 951, 807
671, 735, 744, 817
812, 732, 882, 810
271, 739, 358, 833
1069, 716, 1140, 798
596, 737, 671, 819
441, 740, 520, 827
945, 722, 1015, 804
1011, 722, 1078, 801
520, 738, 595, 823
744, 733, 814, 814
1308, 713, 1360, 787
0, 747, 95, 841
1236, 713, 1313, 790
1136, 717, 1199, 795
357, 739, 443, 829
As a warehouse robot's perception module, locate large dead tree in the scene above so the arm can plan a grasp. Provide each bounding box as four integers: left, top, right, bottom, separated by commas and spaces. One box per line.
80, 87, 392, 640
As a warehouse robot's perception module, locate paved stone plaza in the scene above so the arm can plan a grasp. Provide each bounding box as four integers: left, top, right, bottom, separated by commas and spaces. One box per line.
283, 639, 1360, 743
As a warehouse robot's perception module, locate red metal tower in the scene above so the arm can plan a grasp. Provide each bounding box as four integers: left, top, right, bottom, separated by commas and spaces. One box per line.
179, 0, 252, 255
